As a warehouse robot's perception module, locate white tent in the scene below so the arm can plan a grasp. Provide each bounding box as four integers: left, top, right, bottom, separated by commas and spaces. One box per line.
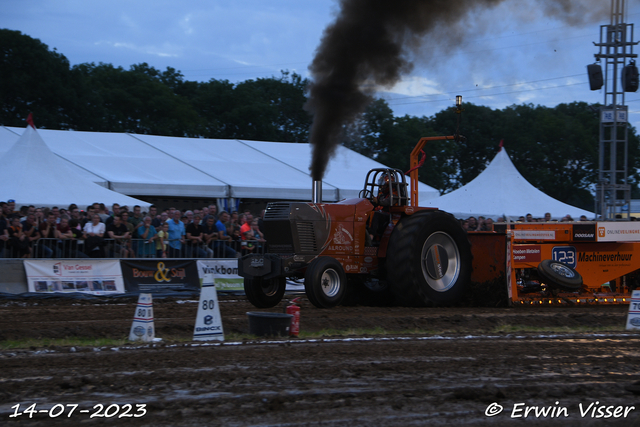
0, 126, 440, 203
423, 148, 594, 220
0, 125, 151, 210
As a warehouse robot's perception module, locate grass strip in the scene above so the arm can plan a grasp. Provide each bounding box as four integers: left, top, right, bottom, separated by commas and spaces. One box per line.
0, 325, 627, 350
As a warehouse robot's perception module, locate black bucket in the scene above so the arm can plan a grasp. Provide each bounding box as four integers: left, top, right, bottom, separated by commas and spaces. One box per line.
247, 312, 293, 337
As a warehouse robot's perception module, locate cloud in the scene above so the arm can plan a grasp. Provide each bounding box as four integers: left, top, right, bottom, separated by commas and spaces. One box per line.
384, 76, 442, 97
179, 14, 194, 36
96, 40, 180, 59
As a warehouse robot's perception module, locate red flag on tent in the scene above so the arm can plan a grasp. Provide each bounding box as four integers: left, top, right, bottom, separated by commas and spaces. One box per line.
498, 139, 504, 151
26, 113, 36, 129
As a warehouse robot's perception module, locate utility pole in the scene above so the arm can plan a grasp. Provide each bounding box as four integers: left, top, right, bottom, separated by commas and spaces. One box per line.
591, 0, 638, 220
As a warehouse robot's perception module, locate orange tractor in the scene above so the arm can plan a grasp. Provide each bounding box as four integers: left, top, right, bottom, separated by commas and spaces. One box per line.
238, 122, 472, 308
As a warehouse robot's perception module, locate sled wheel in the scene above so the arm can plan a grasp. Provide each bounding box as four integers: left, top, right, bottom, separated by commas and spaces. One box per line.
244, 276, 286, 308
304, 257, 347, 308
537, 259, 583, 291
387, 211, 472, 306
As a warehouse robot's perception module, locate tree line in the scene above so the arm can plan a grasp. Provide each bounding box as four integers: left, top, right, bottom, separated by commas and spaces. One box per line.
1, 29, 638, 210
343, 99, 640, 211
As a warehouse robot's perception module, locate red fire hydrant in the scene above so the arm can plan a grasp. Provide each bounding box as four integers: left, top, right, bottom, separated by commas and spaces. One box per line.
286, 297, 301, 337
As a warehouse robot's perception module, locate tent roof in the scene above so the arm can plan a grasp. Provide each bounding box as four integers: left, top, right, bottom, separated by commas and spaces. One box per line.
0, 127, 440, 203
130, 135, 333, 200
240, 140, 439, 201
423, 148, 594, 220
0, 126, 151, 209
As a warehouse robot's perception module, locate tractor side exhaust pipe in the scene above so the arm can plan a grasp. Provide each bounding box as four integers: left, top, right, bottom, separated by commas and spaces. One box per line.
312, 180, 322, 203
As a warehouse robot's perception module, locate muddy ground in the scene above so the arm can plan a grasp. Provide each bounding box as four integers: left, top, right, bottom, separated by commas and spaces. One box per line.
1, 294, 640, 426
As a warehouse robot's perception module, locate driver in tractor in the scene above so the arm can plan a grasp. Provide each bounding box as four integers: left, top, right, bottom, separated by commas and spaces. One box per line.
368, 172, 397, 245
376, 172, 396, 207
376, 171, 408, 207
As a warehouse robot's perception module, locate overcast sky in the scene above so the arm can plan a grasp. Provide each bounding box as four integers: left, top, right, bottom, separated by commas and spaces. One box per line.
2, 0, 640, 133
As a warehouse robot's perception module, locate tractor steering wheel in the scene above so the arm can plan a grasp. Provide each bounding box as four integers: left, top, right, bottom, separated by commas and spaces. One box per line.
360, 189, 377, 205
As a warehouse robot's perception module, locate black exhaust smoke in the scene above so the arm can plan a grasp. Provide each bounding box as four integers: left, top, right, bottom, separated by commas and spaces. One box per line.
304, 0, 608, 181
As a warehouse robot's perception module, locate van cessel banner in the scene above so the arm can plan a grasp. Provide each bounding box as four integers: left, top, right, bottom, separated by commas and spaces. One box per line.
120, 260, 200, 293
196, 259, 243, 291
24, 259, 125, 295
596, 222, 640, 242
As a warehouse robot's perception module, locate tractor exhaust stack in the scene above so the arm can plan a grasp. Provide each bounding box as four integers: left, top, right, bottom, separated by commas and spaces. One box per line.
312, 180, 322, 203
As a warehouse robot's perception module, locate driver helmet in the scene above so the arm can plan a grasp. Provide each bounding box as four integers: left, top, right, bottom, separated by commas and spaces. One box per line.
377, 172, 395, 193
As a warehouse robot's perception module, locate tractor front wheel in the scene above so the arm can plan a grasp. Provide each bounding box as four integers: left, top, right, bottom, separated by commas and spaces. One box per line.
244, 276, 286, 308
304, 257, 347, 308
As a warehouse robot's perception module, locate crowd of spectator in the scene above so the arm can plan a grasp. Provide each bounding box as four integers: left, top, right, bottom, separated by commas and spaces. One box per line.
0, 198, 602, 258
459, 212, 592, 232
0, 200, 266, 259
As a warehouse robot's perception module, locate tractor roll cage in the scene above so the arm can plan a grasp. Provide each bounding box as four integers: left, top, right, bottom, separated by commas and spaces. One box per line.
360, 168, 409, 207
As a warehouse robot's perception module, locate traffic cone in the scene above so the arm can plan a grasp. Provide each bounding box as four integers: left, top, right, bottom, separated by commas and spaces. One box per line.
129, 293, 155, 342
193, 276, 224, 341
626, 290, 640, 331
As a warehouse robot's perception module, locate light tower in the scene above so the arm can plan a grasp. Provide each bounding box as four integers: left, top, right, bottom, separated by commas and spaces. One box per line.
589, 0, 638, 220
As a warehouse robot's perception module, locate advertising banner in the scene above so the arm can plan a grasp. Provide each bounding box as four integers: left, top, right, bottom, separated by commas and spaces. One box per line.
24, 259, 125, 295
596, 222, 640, 242
120, 260, 200, 293
513, 229, 556, 240
512, 245, 541, 263
196, 259, 243, 291
572, 223, 597, 242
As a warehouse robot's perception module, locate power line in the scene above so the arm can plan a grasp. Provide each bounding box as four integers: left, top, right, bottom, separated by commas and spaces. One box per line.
385, 74, 586, 104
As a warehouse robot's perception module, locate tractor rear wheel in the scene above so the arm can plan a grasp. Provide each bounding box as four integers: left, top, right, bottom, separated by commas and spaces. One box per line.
304, 257, 347, 308
244, 276, 286, 308
387, 211, 472, 306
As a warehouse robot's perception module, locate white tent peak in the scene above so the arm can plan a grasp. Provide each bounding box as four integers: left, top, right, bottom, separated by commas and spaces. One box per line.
424, 148, 594, 220
0, 125, 151, 210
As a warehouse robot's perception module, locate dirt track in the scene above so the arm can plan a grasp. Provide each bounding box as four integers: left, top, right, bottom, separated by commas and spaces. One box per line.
1, 296, 640, 426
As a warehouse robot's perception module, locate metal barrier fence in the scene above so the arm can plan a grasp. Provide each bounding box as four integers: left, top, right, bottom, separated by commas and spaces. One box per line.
0, 238, 266, 259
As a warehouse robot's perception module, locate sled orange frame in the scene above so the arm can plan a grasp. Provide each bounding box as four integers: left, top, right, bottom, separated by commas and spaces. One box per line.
468, 221, 640, 306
